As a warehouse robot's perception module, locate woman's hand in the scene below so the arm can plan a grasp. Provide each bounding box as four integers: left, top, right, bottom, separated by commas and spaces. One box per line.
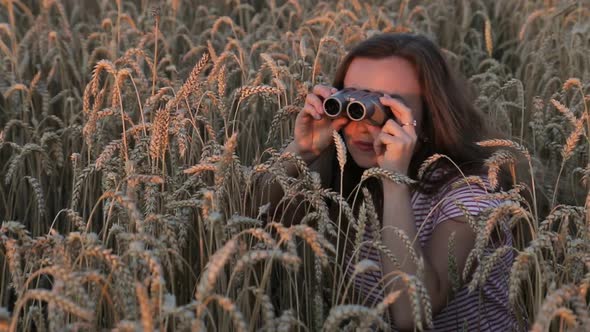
289, 85, 350, 164
367, 95, 418, 175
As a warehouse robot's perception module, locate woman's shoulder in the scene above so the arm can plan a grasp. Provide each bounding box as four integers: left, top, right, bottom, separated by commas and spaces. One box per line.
421, 166, 495, 195
418, 166, 501, 225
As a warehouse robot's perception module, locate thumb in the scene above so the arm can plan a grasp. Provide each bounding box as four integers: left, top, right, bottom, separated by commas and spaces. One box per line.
366, 124, 380, 139
367, 126, 383, 156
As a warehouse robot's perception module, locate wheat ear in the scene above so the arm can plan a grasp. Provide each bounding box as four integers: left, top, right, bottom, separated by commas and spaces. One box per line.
484, 18, 493, 57
332, 130, 347, 171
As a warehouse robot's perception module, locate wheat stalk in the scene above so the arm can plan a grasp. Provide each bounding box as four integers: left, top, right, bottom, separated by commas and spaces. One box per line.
464, 202, 527, 280
509, 250, 535, 306
484, 18, 493, 57
530, 285, 585, 332
353, 202, 367, 265
232, 249, 301, 274
551, 99, 577, 126
519, 9, 546, 41
166, 52, 210, 111
236, 85, 281, 104
562, 113, 586, 161
361, 167, 416, 185
195, 239, 238, 302
292, 224, 335, 265
149, 108, 170, 161
450, 175, 490, 191
323, 305, 387, 332
24, 176, 46, 218
10, 290, 93, 331
484, 150, 516, 190
249, 287, 276, 330
332, 130, 347, 171
3, 238, 24, 293
96, 139, 122, 170
477, 139, 531, 162
447, 232, 460, 296
562, 77, 582, 91
135, 282, 154, 332
468, 245, 513, 293
208, 295, 248, 332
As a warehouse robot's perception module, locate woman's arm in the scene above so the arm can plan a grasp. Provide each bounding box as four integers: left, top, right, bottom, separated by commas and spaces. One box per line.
247, 142, 334, 226
380, 180, 476, 331
248, 84, 346, 224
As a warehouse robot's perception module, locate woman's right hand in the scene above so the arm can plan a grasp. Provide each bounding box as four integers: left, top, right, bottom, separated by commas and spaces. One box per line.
288, 85, 350, 164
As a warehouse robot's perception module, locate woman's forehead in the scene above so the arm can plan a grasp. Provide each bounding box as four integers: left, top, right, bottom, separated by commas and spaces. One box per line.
343, 56, 422, 110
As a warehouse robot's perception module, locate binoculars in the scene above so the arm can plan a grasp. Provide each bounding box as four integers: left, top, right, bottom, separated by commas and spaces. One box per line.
322, 88, 394, 126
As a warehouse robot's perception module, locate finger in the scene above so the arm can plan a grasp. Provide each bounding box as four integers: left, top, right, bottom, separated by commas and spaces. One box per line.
374, 131, 407, 155
302, 104, 322, 120
305, 93, 325, 116
381, 119, 414, 140
373, 139, 384, 156
379, 96, 417, 135
312, 84, 336, 100
366, 125, 383, 155
378, 132, 404, 146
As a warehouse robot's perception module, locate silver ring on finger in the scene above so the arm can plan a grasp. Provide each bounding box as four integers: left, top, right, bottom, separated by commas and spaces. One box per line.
401, 120, 417, 127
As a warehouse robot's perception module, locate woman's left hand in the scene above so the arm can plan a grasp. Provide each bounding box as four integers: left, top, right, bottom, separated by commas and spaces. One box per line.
367, 95, 418, 175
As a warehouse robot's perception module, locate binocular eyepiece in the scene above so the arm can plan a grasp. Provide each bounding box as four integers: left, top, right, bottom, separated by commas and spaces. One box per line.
323, 88, 394, 126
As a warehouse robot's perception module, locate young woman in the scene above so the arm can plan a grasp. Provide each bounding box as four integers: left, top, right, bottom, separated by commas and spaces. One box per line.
255, 33, 519, 331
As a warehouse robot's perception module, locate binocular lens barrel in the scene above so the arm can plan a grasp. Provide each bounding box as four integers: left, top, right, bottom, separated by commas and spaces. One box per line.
346, 101, 366, 121
322, 89, 390, 126
323, 88, 355, 118
323, 98, 343, 117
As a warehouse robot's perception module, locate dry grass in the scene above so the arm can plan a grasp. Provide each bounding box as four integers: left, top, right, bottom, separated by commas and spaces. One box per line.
0, 0, 588, 331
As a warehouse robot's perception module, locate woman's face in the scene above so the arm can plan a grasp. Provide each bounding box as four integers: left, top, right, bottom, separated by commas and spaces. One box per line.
341, 56, 424, 168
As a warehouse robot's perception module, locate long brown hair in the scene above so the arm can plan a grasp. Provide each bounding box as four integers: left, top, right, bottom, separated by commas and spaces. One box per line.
329, 33, 508, 197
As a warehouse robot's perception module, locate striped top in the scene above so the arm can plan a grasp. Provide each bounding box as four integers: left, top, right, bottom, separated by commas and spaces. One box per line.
343, 171, 519, 331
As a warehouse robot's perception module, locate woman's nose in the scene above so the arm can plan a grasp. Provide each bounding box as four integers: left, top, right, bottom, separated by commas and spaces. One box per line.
364, 122, 382, 139
348, 120, 368, 132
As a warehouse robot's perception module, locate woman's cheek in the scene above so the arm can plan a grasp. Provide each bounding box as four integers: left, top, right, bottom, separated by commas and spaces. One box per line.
366, 124, 382, 139
341, 128, 354, 144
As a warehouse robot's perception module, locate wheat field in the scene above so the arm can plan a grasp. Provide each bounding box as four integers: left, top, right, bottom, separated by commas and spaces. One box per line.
0, 0, 588, 331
